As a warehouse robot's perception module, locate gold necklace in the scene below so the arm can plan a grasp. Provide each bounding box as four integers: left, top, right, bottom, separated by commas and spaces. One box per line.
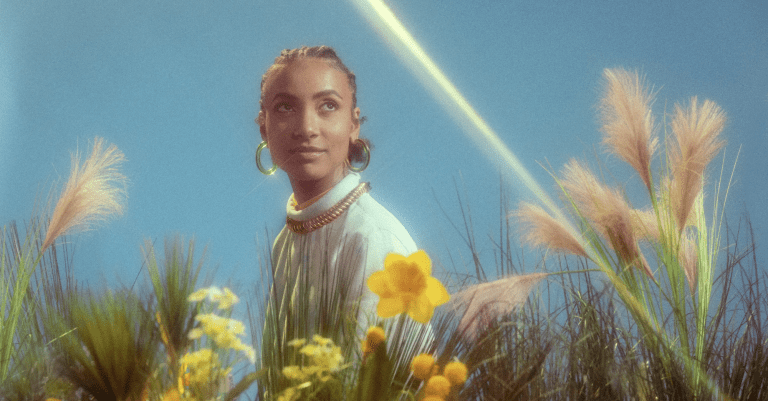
286, 182, 370, 234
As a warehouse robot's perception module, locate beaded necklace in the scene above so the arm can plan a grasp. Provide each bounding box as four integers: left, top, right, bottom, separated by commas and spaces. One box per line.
286, 182, 370, 234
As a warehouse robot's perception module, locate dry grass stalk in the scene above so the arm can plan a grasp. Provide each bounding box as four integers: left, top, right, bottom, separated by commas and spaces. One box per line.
669, 97, 726, 231
600, 68, 658, 192
562, 160, 653, 278
632, 204, 699, 292
42, 137, 127, 251
515, 202, 588, 258
451, 273, 549, 341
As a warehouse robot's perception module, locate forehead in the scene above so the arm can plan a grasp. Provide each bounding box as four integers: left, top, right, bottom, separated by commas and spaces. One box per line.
263, 58, 352, 100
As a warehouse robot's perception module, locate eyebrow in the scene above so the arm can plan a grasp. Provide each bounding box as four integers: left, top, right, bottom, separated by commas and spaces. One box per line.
272, 90, 344, 102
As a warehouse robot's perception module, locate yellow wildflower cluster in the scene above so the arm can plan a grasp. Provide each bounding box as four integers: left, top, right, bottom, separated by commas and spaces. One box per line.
188, 313, 256, 363
173, 286, 256, 399
410, 353, 468, 401
188, 286, 239, 309
277, 335, 345, 401
180, 348, 229, 388
187, 287, 256, 364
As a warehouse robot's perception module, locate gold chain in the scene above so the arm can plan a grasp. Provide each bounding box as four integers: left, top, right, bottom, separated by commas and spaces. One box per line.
286, 182, 370, 235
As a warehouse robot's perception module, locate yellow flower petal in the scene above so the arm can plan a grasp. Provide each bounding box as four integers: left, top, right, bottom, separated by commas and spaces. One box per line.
367, 270, 391, 296
384, 252, 407, 269
377, 297, 405, 318
407, 293, 434, 323
425, 277, 450, 306
407, 249, 432, 276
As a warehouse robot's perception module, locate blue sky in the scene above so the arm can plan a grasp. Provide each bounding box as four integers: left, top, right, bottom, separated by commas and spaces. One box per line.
1, 0, 766, 291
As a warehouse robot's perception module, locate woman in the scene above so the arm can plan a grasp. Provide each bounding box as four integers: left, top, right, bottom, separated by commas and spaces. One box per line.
256, 46, 424, 349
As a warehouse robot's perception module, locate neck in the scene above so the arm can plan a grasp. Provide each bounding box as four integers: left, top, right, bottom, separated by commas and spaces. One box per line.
290, 170, 347, 204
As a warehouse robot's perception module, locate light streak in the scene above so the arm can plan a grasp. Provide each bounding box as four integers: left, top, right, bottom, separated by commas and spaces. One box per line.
350, 0, 577, 235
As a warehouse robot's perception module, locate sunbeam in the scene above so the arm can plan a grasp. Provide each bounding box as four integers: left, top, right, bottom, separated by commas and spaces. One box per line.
350, 0, 580, 243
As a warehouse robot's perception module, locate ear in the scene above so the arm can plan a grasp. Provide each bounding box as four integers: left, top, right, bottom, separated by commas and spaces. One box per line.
350, 107, 361, 141
257, 111, 267, 141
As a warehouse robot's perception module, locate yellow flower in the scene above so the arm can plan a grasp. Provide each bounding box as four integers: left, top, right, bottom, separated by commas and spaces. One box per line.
444, 361, 468, 386
188, 286, 218, 302
424, 375, 451, 398
410, 353, 435, 380
367, 250, 450, 323
282, 366, 308, 381
161, 389, 181, 401
422, 397, 444, 401
188, 286, 238, 308
312, 334, 333, 346
361, 326, 386, 355
214, 287, 239, 309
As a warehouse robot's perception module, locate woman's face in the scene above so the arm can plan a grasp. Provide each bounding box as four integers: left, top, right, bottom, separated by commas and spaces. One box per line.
260, 58, 360, 192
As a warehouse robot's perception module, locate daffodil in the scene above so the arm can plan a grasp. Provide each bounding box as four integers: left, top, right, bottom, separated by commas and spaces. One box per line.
367, 250, 450, 323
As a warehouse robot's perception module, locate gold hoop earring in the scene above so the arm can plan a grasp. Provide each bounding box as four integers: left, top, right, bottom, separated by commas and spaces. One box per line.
256, 141, 277, 175
348, 139, 370, 173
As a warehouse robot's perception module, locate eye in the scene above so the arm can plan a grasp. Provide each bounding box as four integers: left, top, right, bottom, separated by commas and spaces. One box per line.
275, 102, 294, 112
319, 101, 338, 112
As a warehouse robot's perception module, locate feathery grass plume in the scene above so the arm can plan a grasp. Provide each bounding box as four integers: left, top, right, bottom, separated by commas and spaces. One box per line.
43, 137, 126, 251
630, 207, 661, 242
679, 230, 698, 293
600, 68, 658, 192
450, 273, 548, 341
561, 159, 654, 278
515, 202, 588, 258
669, 97, 726, 231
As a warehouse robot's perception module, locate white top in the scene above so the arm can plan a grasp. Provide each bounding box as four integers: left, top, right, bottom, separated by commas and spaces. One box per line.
269, 172, 417, 337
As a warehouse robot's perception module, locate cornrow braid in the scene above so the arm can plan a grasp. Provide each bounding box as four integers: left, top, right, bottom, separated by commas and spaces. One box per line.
260, 46, 359, 118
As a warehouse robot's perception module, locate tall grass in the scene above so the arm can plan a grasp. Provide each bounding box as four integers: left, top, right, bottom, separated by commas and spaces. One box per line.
1, 137, 126, 393
516, 68, 736, 398
433, 180, 765, 400
252, 234, 434, 400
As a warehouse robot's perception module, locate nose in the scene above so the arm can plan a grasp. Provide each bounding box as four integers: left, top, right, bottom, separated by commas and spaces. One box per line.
293, 108, 319, 139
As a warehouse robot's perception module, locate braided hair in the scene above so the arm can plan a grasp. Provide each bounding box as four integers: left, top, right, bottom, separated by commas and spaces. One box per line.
259, 46, 370, 165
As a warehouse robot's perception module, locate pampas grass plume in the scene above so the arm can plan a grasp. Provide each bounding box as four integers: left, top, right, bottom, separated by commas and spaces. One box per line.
451, 273, 548, 341
669, 97, 726, 231
600, 68, 658, 192
562, 159, 654, 278
42, 137, 127, 251
515, 202, 588, 258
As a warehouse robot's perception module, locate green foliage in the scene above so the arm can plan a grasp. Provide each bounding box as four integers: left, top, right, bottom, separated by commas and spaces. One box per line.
0, 221, 43, 383
145, 237, 205, 387
46, 288, 159, 401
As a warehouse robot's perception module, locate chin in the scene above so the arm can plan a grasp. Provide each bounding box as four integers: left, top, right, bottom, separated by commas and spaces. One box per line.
286, 165, 332, 183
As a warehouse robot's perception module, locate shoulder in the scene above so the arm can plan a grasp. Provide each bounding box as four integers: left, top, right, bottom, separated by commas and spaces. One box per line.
342, 193, 417, 255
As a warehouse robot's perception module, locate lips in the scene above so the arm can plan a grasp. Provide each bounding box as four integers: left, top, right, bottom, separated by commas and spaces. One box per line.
290, 146, 326, 161
291, 146, 325, 153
